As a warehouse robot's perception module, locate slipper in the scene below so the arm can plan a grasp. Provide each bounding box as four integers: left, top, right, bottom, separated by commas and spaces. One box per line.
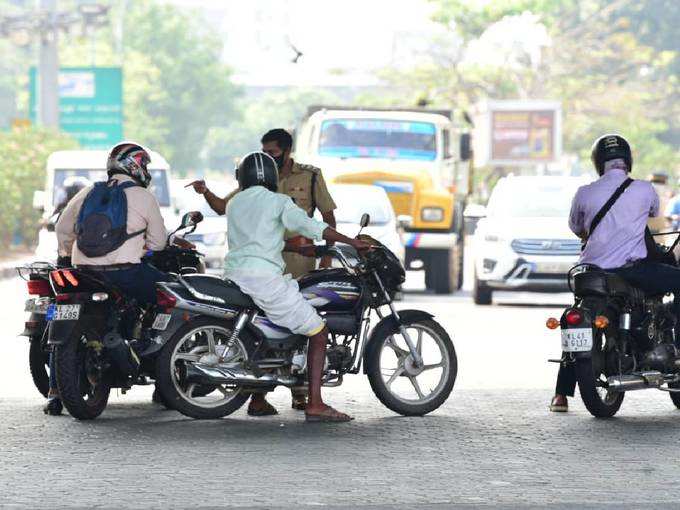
292, 396, 307, 411
247, 401, 279, 417
305, 406, 353, 423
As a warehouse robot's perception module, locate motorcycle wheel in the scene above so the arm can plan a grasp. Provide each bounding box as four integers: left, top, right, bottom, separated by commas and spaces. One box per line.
54, 327, 111, 420
668, 382, 680, 408
366, 317, 457, 416
155, 317, 254, 419
29, 336, 50, 398
574, 332, 624, 418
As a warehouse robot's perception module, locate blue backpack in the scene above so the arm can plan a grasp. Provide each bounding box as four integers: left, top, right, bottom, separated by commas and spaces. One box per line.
76, 180, 145, 258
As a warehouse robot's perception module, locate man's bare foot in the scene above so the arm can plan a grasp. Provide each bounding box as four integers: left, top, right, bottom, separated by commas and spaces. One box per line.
305, 403, 353, 422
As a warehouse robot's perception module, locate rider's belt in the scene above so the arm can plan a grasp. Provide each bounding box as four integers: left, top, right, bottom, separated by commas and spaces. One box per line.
75, 263, 139, 271
287, 235, 313, 256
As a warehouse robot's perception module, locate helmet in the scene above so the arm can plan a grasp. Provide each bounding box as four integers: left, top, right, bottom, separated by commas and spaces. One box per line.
590, 134, 632, 176
107, 141, 152, 188
236, 151, 278, 192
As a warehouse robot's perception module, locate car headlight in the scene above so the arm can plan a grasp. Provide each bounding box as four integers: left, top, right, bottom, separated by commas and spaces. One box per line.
201, 232, 227, 246
421, 207, 444, 222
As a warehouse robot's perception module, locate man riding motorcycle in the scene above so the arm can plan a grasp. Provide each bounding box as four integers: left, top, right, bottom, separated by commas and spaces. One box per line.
550, 134, 680, 412
53, 141, 189, 414
223, 151, 371, 422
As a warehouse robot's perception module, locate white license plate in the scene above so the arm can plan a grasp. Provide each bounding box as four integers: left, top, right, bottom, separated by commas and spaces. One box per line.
48, 304, 81, 321
152, 313, 172, 331
534, 261, 573, 274
561, 328, 593, 352
25, 298, 51, 314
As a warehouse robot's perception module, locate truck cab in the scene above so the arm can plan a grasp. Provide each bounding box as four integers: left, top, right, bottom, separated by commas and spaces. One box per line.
295, 106, 472, 293
33, 149, 175, 261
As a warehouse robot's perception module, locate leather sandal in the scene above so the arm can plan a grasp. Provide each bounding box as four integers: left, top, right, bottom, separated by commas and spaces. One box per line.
305, 406, 353, 423
247, 400, 278, 416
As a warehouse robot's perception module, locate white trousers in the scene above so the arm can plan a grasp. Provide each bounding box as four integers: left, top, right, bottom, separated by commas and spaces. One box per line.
225, 270, 325, 336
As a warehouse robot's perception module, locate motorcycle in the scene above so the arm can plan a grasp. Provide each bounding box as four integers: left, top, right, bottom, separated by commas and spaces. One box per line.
152, 213, 458, 419
548, 248, 680, 418
46, 212, 205, 420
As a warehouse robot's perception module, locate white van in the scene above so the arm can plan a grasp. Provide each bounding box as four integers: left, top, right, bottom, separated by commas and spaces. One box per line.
34, 150, 175, 261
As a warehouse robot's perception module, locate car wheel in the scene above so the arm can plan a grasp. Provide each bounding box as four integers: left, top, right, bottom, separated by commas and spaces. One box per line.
473, 271, 492, 305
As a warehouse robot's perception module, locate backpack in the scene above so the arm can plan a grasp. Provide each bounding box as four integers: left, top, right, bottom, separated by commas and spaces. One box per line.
76, 180, 145, 258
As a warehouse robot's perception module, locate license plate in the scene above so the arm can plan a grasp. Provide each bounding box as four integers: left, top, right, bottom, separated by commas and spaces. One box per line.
561, 328, 593, 352
25, 298, 51, 314
534, 261, 573, 274
46, 304, 81, 321
152, 313, 172, 331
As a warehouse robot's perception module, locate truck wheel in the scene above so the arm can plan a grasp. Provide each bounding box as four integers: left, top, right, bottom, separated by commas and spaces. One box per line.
473, 271, 492, 305
428, 249, 456, 295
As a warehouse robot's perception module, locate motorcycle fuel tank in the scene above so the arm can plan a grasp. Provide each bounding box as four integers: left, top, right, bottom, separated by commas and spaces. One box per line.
298, 269, 362, 312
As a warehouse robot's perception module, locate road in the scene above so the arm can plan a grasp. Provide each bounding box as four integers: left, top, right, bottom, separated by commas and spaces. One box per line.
2, 268, 680, 509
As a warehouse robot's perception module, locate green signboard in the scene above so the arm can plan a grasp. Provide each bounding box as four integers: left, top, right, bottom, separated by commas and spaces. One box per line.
30, 66, 123, 149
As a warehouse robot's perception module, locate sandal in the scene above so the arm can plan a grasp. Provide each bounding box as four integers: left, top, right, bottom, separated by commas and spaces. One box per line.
291, 394, 307, 411
305, 406, 353, 423
247, 400, 279, 417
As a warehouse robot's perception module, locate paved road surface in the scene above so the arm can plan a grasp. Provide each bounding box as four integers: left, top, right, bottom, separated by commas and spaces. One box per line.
2, 272, 680, 509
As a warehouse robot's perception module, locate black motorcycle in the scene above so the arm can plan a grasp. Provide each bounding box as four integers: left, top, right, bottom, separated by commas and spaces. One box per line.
152, 214, 458, 419
47, 212, 205, 419
549, 259, 680, 418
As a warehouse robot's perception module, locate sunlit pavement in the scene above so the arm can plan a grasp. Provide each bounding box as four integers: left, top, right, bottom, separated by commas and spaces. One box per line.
2, 269, 680, 508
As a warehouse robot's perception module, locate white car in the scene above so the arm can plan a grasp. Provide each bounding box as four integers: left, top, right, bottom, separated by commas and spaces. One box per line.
326, 184, 404, 264
472, 175, 590, 305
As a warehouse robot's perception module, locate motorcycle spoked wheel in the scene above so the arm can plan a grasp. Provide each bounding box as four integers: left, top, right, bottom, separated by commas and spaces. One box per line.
54, 327, 111, 420
155, 317, 255, 420
574, 330, 624, 418
28, 336, 50, 398
366, 318, 457, 416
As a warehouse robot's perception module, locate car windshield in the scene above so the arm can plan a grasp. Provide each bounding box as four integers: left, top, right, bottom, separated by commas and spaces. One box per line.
329, 185, 393, 225
487, 181, 579, 218
318, 119, 437, 161
53, 168, 170, 207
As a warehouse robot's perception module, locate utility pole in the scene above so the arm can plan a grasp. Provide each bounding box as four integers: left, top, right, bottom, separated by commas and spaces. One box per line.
38, 0, 60, 128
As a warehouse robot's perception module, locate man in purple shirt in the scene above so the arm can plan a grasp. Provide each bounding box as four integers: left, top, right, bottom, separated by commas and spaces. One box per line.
551, 134, 680, 412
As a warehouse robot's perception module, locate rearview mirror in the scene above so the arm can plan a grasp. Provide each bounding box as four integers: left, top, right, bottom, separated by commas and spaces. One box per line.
180, 211, 203, 229
360, 213, 370, 228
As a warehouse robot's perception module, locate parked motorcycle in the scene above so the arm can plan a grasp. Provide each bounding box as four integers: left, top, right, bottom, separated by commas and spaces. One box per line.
47, 212, 205, 419
153, 214, 457, 419
548, 258, 680, 418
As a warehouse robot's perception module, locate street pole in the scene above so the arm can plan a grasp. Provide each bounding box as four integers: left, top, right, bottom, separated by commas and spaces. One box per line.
38, 0, 59, 128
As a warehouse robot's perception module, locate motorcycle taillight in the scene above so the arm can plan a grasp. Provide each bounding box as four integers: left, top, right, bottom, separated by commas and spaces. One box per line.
27, 279, 51, 296
565, 309, 583, 326
156, 289, 177, 309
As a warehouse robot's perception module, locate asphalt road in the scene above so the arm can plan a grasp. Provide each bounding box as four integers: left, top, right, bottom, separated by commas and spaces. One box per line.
2, 270, 680, 509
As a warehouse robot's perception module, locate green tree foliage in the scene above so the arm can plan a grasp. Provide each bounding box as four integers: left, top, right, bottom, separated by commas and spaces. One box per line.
0, 128, 77, 246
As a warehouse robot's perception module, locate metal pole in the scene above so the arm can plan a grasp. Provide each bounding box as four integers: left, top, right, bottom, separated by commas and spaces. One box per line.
38, 0, 59, 128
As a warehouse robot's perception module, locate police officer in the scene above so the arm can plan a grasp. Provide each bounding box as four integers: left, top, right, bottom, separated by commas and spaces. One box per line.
188, 128, 337, 414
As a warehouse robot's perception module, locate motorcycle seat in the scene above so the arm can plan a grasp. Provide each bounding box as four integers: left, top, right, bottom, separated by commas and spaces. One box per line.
181, 274, 256, 309
573, 271, 636, 297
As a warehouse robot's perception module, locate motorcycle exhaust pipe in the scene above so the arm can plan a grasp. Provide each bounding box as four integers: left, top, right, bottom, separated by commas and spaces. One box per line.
184, 362, 298, 388
607, 371, 664, 392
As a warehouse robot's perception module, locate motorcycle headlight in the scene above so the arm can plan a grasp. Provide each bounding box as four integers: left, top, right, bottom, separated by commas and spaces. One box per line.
421, 207, 444, 222
201, 232, 227, 246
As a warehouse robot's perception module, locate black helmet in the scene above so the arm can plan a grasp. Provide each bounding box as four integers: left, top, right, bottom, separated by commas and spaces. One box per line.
591, 134, 632, 176
107, 141, 152, 188
236, 151, 278, 192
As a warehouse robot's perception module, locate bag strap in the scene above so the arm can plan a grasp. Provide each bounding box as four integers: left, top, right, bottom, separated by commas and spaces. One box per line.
310, 171, 317, 218
107, 178, 145, 239
585, 178, 634, 244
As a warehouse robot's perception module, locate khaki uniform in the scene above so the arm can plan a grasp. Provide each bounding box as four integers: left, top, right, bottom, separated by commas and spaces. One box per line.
224, 161, 336, 278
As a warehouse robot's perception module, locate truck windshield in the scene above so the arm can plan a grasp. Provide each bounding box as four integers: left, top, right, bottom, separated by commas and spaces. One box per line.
318, 119, 436, 161
53, 168, 171, 207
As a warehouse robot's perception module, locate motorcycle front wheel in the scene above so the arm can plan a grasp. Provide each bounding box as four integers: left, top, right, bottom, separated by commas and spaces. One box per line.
366, 317, 457, 416
54, 327, 111, 420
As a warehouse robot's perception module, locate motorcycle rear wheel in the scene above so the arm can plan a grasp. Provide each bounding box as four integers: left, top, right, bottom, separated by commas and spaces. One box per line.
54, 328, 111, 420
366, 318, 457, 416
668, 382, 680, 408
156, 317, 254, 419
29, 336, 50, 398
574, 333, 624, 418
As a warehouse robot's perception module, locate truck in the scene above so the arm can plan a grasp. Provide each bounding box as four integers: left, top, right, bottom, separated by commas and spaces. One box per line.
294, 106, 472, 294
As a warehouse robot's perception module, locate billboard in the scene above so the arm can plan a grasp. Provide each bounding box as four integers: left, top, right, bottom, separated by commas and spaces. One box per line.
30, 67, 123, 149
473, 100, 562, 167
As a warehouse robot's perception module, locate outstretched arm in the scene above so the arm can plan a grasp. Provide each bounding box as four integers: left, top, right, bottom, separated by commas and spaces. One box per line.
186, 180, 231, 215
